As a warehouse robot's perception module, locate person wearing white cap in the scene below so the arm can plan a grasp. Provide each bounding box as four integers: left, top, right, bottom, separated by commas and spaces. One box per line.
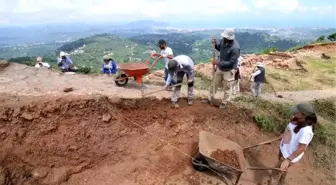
250, 62, 265, 97
203, 28, 240, 109
57, 51, 77, 72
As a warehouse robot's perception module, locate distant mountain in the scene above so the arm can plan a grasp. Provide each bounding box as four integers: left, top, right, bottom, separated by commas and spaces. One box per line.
121, 20, 169, 29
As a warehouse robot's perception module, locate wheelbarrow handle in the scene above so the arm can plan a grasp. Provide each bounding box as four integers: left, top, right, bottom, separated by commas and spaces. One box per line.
247, 167, 283, 171
144, 56, 153, 65
144, 56, 161, 70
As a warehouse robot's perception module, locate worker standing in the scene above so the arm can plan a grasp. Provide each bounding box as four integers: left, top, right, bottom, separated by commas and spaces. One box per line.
250, 62, 265, 97
151, 39, 175, 90
165, 55, 195, 108
203, 28, 240, 109
265, 102, 317, 185
231, 56, 244, 95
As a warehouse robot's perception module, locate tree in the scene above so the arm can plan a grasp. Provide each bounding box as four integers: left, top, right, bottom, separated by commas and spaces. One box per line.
316, 35, 325, 43
327, 33, 336, 41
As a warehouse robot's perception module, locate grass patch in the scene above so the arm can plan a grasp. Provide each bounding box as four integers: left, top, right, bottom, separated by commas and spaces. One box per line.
311, 97, 336, 121
234, 96, 336, 170
234, 96, 291, 133
263, 52, 336, 92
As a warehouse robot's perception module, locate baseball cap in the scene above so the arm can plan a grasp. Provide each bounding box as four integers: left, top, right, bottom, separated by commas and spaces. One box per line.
291, 102, 316, 115
157, 39, 166, 46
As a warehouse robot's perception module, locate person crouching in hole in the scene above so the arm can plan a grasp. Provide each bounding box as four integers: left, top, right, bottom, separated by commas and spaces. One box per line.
165, 55, 195, 108
265, 102, 317, 185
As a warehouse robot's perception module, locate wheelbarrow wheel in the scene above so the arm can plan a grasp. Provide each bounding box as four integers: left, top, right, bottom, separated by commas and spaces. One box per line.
115, 74, 128, 86
192, 152, 208, 172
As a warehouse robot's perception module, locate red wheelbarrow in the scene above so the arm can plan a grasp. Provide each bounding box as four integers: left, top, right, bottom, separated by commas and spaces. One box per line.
114, 56, 161, 87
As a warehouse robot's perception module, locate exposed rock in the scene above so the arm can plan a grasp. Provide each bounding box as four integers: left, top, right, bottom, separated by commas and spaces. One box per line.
273, 58, 283, 63
21, 113, 34, 121
321, 53, 331, 59
42, 167, 68, 185
102, 113, 111, 122
63, 87, 73, 93
0, 60, 9, 70
31, 166, 51, 179
0, 166, 10, 185
152, 70, 164, 77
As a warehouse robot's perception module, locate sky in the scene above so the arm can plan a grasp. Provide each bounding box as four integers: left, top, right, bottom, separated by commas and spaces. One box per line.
0, 0, 335, 27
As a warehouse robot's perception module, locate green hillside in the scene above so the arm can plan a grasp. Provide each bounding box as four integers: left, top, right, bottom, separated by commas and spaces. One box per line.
7, 32, 301, 73
56, 34, 155, 72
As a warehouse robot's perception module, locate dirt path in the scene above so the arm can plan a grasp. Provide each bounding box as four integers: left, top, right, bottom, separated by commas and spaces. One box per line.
262, 88, 336, 103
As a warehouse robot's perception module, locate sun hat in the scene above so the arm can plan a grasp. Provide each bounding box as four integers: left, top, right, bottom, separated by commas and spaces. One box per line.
221, 28, 235, 40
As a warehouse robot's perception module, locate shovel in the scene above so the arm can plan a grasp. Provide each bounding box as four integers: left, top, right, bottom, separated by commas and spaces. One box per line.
243, 137, 282, 150
142, 83, 183, 97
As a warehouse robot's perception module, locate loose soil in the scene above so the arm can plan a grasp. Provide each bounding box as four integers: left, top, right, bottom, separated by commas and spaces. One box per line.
0, 95, 334, 185
118, 63, 149, 70
210, 149, 240, 170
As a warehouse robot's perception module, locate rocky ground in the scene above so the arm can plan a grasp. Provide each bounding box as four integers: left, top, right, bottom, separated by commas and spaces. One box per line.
0, 43, 335, 185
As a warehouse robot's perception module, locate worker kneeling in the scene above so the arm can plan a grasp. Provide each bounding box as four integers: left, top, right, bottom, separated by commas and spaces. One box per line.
165, 55, 195, 108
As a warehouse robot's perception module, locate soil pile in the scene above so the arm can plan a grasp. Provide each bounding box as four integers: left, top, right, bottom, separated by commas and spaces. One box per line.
0, 95, 256, 185
119, 63, 149, 70
210, 149, 240, 170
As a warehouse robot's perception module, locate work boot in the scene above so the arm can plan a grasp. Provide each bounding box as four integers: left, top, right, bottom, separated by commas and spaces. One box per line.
202, 98, 212, 104
166, 86, 173, 91
219, 103, 226, 109
188, 99, 193, 106
171, 102, 179, 108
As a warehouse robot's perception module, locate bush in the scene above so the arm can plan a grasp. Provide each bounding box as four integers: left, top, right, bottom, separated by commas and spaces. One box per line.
261, 47, 277, 54
315, 35, 325, 43
327, 33, 336, 41
77, 65, 92, 74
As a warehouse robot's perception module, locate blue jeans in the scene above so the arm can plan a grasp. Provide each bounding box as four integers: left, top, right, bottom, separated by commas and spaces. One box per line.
164, 68, 176, 85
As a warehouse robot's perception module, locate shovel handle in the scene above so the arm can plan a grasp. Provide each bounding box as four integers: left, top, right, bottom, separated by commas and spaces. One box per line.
243, 137, 281, 150
142, 83, 183, 97
247, 167, 282, 171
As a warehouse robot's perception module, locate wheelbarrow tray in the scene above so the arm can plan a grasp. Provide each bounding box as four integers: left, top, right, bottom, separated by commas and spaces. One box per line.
199, 131, 246, 174
118, 63, 150, 77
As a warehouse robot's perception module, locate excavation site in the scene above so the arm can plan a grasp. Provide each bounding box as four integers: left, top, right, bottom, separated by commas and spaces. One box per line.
0, 94, 332, 185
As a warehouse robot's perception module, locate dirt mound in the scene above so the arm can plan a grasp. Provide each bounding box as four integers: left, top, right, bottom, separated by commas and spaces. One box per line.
210, 149, 240, 169
0, 60, 9, 70
0, 95, 259, 185
0, 95, 333, 185
295, 42, 336, 52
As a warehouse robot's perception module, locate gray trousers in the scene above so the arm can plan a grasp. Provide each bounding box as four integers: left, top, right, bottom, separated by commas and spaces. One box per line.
172, 71, 193, 102
251, 81, 262, 97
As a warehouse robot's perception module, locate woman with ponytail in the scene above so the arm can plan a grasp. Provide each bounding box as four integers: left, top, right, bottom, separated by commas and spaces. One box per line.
267, 102, 317, 185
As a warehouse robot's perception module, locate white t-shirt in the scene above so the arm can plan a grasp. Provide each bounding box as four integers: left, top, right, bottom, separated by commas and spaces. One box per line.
280, 122, 314, 163
172, 55, 194, 69
160, 47, 173, 69
165, 55, 194, 86
35, 62, 50, 68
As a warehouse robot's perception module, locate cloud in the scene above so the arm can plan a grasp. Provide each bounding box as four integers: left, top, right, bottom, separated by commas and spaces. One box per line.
0, 0, 335, 25
252, 0, 300, 13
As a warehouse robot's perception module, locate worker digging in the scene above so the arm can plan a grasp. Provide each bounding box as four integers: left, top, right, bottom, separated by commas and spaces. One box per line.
165, 55, 195, 108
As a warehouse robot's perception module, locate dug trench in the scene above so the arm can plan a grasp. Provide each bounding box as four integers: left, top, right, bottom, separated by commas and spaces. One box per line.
0, 95, 331, 185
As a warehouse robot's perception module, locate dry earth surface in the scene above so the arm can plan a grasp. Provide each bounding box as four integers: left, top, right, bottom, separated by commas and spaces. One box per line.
0, 43, 335, 185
